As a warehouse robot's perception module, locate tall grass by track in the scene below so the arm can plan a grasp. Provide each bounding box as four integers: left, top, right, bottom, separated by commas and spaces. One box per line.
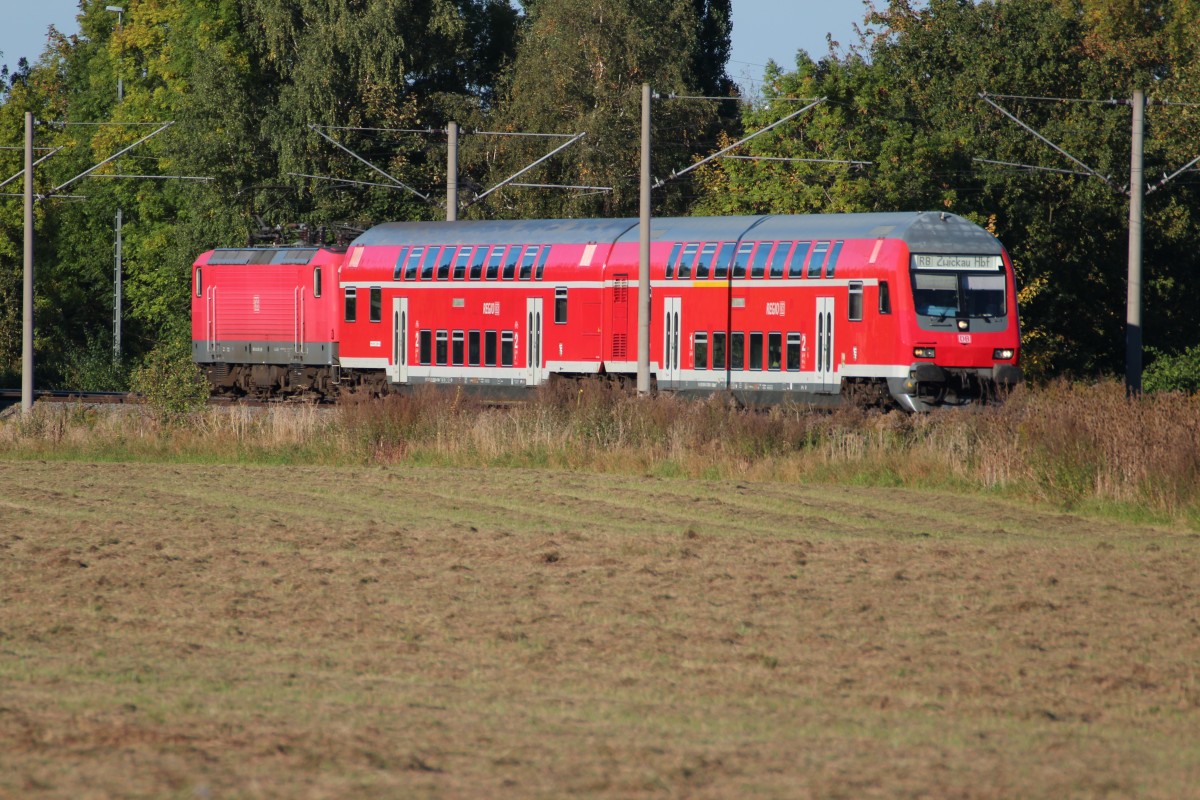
3, 379, 1199, 521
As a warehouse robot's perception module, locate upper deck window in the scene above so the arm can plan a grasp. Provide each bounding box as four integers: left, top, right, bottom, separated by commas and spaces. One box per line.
520, 247, 538, 280
826, 241, 844, 277
788, 242, 811, 278
486, 247, 504, 280
437, 247, 455, 280
503, 246, 520, 280
714, 242, 736, 279
470, 246, 488, 280
769, 243, 791, 278
404, 246, 423, 280
421, 246, 440, 280
677, 243, 698, 279
393, 246, 409, 280
535, 247, 550, 280
750, 243, 770, 279
665, 243, 682, 279
696, 243, 717, 280
808, 241, 830, 279
454, 246, 471, 280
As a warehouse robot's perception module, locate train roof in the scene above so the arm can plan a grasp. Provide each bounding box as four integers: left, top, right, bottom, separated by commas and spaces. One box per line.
350, 212, 1002, 255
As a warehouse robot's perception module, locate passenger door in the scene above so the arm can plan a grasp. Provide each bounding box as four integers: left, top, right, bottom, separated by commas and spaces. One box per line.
816, 296, 835, 390
390, 297, 408, 383
526, 297, 543, 386
662, 296, 682, 387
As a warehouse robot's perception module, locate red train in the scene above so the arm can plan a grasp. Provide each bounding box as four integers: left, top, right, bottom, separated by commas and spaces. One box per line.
191, 212, 1022, 410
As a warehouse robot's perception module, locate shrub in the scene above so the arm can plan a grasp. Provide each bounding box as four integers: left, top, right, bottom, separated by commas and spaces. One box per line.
130, 339, 209, 422
1144, 346, 1200, 394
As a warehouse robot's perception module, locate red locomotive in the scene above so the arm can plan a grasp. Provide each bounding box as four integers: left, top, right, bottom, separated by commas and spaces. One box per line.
192, 212, 1022, 410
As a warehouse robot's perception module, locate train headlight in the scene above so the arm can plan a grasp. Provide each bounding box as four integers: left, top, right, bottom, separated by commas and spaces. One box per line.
993, 348, 1015, 360
913, 347, 936, 359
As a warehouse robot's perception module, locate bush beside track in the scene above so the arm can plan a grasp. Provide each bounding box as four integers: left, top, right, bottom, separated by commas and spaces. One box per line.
2, 379, 1199, 522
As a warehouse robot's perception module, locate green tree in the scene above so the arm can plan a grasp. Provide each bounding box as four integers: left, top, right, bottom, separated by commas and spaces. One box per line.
475, 0, 735, 220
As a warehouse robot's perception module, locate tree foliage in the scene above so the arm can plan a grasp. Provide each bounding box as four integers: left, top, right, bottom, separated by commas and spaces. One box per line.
692, 0, 1200, 379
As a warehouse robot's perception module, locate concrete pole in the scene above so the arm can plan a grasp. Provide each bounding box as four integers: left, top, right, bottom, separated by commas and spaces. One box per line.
446, 121, 458, 222
1126, 89, 1144, 395
22, 112, 34, 414
114, 208, 123, 362
637, 84, 651, 396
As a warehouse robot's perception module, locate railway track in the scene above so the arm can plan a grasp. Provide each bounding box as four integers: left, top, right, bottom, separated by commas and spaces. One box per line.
0, 389, 134, 407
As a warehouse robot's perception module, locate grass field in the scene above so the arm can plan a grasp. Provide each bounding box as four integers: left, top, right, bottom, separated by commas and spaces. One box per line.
2, 457, 1198, 798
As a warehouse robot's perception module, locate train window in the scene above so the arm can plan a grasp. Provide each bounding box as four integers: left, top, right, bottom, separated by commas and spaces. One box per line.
468, 331, 481, 366
436, 330, 449, 365
437, 247, 455, 280
732, 242, 754, 279
788, 242, 811, 278
485, 331, 498, 366
470, 246, 488, 280
452, 330, 465, 365
693, 332, 708, 370
501, 331, 515, 367
520, 246, 538, 280
768, 332, 782, 370
536, 247, 551, 280
313, 267, 322, 297
749, 332, 764, 371
879, 281, 892, 314
849, 281, 863, 321
710, 242, 729, 280
676, 243, 698, 279
503, 246, 520, 280
712, 331, 727, 371
912, 273, 959, 316
666, 243, 682, 279
730, 332, 745, 370
344, 287, 357, 322
419, 330, 432, 364
808, 241, 830, 279
404, 246, 423, 280
786, 333, 801, 370
453, 247, 471, 279
421, 247, 440, 280
696, 243, 717, 279
486, 247, 504, 280
370, 287, 382, 323
826, 241, 844, 277
964, 273, 1007, 317
393, 247, 408, 280
555, 288, 568, 324
195, 268, 202, 297
750, 243, 770, 279
770, 242, 791, 278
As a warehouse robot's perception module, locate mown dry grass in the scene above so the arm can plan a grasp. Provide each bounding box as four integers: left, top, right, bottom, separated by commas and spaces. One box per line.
2, 459, 1199, 798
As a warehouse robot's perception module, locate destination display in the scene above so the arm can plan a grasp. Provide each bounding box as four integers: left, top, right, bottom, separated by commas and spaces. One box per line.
910, 254, 1002, 271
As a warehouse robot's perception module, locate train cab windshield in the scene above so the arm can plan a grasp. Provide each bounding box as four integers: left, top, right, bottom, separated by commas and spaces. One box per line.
911, 271, 1006, 319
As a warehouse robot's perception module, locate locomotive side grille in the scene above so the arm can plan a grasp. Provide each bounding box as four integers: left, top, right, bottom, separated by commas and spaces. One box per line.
611, 274, 629, 360
612, 278, 628, 303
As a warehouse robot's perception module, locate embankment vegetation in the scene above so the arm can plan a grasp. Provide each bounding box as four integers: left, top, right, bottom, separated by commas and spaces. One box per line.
4, 379, 1199, 522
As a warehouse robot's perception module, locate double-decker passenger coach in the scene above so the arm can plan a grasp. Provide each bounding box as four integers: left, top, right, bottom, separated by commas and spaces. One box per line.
193, 211, 1022, 409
